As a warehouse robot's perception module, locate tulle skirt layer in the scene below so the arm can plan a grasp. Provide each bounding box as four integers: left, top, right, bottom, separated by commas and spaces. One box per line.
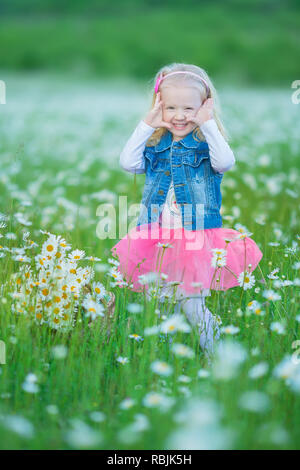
111, 222, 263, 294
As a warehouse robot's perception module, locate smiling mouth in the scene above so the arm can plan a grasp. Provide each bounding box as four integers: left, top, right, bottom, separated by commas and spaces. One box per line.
172, 123, 188, 130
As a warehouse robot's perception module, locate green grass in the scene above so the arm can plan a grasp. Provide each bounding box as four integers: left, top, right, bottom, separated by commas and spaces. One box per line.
0, 74, 299, 449
0, 4, 299, 85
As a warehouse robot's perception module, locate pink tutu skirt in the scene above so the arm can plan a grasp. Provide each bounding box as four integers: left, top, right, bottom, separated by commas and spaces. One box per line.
111, 222, 263, 294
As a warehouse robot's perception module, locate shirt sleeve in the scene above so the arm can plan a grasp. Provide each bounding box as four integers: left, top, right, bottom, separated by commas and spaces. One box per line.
199, 119, 235, 173
119, 120, 156, 174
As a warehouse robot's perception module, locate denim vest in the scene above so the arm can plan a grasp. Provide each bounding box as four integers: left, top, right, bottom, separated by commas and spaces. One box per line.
136, 128, 223, 231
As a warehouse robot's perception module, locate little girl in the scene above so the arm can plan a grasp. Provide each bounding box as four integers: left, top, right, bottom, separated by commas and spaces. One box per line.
111, 63, 263, 358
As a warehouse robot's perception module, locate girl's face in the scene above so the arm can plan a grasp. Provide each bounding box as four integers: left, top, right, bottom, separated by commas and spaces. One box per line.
160, 85, 203, 141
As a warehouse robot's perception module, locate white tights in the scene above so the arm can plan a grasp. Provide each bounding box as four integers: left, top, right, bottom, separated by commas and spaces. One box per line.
146, 289, 221, 357
176, 296, 220, 357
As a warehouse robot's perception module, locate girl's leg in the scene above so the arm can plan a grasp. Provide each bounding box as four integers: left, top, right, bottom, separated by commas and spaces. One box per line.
180, 295, 221, 357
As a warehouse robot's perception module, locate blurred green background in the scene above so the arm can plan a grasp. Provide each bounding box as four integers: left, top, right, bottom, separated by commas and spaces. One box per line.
0, 0, 299, 86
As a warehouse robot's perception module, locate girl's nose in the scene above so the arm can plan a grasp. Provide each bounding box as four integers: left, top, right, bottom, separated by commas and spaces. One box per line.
175, 110, 185, 120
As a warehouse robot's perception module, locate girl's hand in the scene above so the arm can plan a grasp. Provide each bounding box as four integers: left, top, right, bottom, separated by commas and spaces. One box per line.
143, 92, 172, 130
187, 97, 214, 128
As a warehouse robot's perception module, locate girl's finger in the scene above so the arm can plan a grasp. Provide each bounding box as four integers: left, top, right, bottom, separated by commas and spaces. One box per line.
155, 96, 162, 108
204, 98, 213, 107
161, 121, 172, 129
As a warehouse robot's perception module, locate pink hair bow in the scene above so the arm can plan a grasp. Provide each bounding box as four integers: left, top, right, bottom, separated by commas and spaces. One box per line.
154, 71, 210, 95
154, 73, 163, 94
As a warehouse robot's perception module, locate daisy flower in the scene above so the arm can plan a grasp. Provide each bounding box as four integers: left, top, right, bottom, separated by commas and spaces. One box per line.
220, 325, 240, 335
238, 390, 270, 413
284, 242, 298, 255
127, 303, 143, 314
157, 242, 174, 249
263, 289, 282, 301
177, 375, 192, 383
85, 256, 102, 262
68, 249, 85, 261
211, 249, 227, 257
252, 306, 265, 316
160, 273, 168, 280
108, 266, 123, 282
5, 232, 17, 240
160, 314, 191, 334
89, 411, 106, 422
142, 392, 175, 411
197, 369, 210, 378
211, 248, 227, 268
108, 257, 120, 267
150, 360, 173, 377
234, 223, 253, 238
119, 397, 136, 410
116, 356, 129, 365
12, 254, 31, 263
82, 295, 105, 320
238, 271, 256, 290
273, 355, 299, 380
92, 281, 106, 300
51, 345, 68, 359
267, 268, 280, 280
247, 299, 260, 310
129, 333, 143, 342
22, 373, 40, 394
248, 362, 269, 379
171, 343, 195, 359
223, 236, 235, 243
270, 322, 286, 335
42, 234, 59, 256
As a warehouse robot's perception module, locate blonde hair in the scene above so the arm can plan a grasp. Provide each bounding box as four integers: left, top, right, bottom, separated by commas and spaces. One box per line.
145, 62, 229, 147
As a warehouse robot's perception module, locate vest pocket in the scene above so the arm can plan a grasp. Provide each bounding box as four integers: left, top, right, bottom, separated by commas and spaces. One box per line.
144, 151, 167, 172
183, 151, 209, 183
182, 151, 209, 167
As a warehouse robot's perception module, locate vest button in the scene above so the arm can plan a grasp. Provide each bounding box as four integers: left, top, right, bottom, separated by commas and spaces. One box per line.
164, 170, 170, 176
158, 190, 164, 195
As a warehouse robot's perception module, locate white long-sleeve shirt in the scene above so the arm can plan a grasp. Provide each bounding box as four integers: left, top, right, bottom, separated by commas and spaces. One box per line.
120, 119, 235, 228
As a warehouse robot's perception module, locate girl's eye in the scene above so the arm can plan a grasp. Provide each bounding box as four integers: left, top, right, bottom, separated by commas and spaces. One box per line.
166, 107, 174, 110
185, 108, 193, 110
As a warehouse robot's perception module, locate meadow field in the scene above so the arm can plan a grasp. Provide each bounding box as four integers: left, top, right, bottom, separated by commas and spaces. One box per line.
0, 72, 299, 450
